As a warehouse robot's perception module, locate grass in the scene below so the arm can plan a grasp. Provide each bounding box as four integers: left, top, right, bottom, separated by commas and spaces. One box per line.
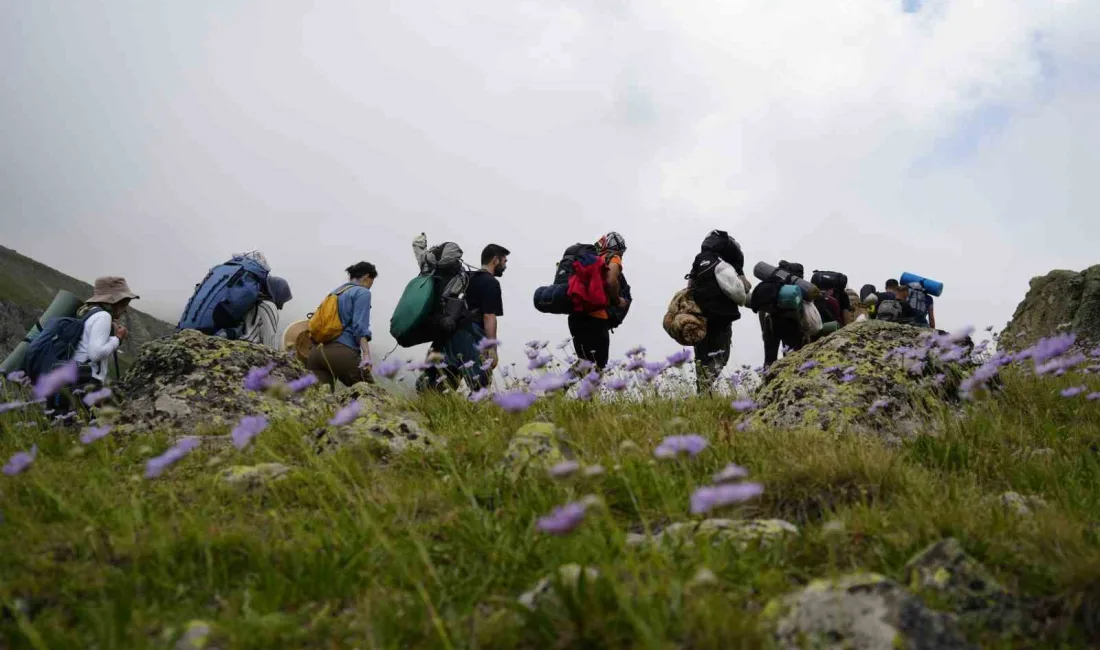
2, 370, 1100, 649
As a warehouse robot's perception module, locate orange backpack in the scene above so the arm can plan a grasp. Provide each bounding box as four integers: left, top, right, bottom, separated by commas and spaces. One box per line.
308, 285, 354, 344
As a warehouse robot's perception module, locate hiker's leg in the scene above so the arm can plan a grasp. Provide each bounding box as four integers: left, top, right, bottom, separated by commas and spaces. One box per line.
448, 323, 489, 391
695, 320, 731, 393
569, 316, 599, 368
307, 345, 336, 388
760, 313, 779, 367
327, 344, 369, 387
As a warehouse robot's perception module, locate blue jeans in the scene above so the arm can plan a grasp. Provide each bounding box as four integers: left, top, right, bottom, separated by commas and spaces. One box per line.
418, 322, 489, 392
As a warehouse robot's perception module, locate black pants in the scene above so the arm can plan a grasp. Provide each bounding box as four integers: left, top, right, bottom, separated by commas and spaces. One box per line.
568, 315, 611, 370
47, 364, 102, 415
760, 312, 804, 368
694, 317, 733, 393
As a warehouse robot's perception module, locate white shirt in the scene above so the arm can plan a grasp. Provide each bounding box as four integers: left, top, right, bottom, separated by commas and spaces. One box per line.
240, 300, 279, 348
72, 310, 120, 382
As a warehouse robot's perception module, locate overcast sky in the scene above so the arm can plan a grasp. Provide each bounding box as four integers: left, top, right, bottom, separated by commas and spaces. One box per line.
2, 0, 1098, 372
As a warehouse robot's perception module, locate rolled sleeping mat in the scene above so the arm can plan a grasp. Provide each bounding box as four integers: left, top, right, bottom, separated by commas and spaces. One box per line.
820, 320, 841, 335
0, 289, 85, 375
899, 272, 943, 297
752, 261, 816, 299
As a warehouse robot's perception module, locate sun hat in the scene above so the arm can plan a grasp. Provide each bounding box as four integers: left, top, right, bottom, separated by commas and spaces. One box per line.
87, 276, 139, 305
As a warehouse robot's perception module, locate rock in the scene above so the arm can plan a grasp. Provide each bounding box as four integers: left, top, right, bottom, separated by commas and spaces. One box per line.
1000, 265, 1100, 351
750, 320, 973, 438
518, 564, 600, 611
500, 422, 575, 480
626, 518, 798, 549
765, 573, 972, 650
220, 463, 290, 489
112, 331, 437, 454
998, 491, 1047, 516
904, 538, 1021, 631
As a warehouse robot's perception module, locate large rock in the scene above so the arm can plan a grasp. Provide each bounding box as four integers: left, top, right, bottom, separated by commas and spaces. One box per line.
1000, 265, 1100, 351
748, 320, 970, 438
111, 331, 437, 453
626, 518, 798, 550
904, 538, 1021, 631
765, 573, 972, 649
499, 422, 575, 480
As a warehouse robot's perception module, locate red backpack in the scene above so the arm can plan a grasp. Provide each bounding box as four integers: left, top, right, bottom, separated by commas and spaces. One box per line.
567, 251, 610, 313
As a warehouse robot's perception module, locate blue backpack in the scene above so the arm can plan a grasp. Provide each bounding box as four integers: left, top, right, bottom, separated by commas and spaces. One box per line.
24, 307, 103, 380
177, 257, 269, 338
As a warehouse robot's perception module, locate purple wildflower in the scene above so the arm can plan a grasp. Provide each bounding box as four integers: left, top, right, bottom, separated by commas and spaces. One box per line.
231, 415, 268, 449
840, 373, 857, 383
731, 398, 757, 412
959, 360, 1001, 398
243, 364, 275, 392
1087, 392, 1100, 401
79, 425, 112, 445
329, 401, 362, 426
868, 398, 890, 415
407, 360, 434, 372
33, 362, 78, 401
549, 461, 580, 478
459, 360, 475, 370
823, 365, 842, 374
0, 402, 28, 415
666, 348, 694, 368
932, 373, 947, 386
476, 338, 501, 352
536, 501, 588, 535
626, 345, 647, 357
373, 359, 405, 379
1091, 346, 1100, 359
6, 371, 28, 385
576, 380, 597, 401
480, 359, 495, 372
654, 434, 708, 459
735, 421, 751, 432
584, 371, 601, 385
624, 357, 646, 372
528, 354, 552, 371
493, 391, 538, 413
713, 463, 748, 483
287, 374, 318, 393
690, 482, 764, 514
2, 445, 37, 476
1061, 386, 1088, 398
144, 437, 201, 479
1019, 333, 1077, 366
606, 376, 630, 392
469, 388, 490, 403
798, 360, 818, 373
81, 387, 113, 407
532, 372, 572, 393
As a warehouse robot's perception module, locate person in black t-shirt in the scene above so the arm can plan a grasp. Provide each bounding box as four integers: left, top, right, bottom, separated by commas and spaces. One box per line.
418, 243, 509, 392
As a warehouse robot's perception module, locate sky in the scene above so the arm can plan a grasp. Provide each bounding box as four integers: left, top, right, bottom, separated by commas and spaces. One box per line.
2, 0, 1098, 373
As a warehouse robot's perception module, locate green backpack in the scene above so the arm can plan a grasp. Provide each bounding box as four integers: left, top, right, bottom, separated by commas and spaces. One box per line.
390, 275, 437, 347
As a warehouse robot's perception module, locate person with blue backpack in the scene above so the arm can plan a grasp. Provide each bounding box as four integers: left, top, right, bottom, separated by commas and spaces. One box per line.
177, 251, 283, 341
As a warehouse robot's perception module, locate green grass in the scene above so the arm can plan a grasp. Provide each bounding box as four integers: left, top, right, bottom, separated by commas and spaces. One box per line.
2, 371, 1100, 649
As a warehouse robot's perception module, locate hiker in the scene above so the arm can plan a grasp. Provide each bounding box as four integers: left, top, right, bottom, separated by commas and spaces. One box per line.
305, 262, 378, 388
843, 287, 862, 324
685, 230, 751, 393
419, 243, 510, 391
567, 232, 629, 370
752, 260, 812, 368
871, 279, 905, 323
240, 276, 292, 348
177, 251, 282, 341
896, 281, 936, 329
858, 284, 878, 321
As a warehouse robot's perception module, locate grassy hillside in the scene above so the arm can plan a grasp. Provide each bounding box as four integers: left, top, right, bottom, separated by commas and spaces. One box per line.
0, 245, 173, 358
2, 370, 1100, 648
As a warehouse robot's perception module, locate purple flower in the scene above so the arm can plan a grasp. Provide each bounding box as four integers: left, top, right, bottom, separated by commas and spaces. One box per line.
624, 357, 646, 372
823, 365, 842, 374
557, 338, 573, 350
144, 437, 201, 479
532, 372, 572, 393
1087, 392, 1100, 401
626, 345, 647, 357
798, 360, 818, 373
244, 364, 275, 392
1019, 333, 1077, 366
81, 387, 113, 407
3, 445, 37, 476
536, 501, 588, 535
287, 374, 318, 393
574, 360, 596, 374
373, 359, 405, 379
231, 415, 269, 449
79, 425, 112, 445
480, 359, 495, 372
549, 461, 580, 478
690, 482, 764, 514
493, 391, 538, 413
713, 463, 748, 483
735, 421, 751, 432
1061, 386, 1088, 398
960, 359, 1002, 398
731, 399, 757, 412
33, 362, 78, 401
1091, 346, 1100, 359
606, 377, 630, 392
576, 380, 597, 401
0, 401, 28, 415
666, 349, 694, 367
526, 340, 549, 350
840, 373, 857, 383
6, 371, 28, 385
654, 434, 708, 459
476, 338, 501, 352
868, 398, 890, 415
932, 373, 947, 386
468, 388, 490, 403
528, 354, 552, 371
329, 401, 362, 426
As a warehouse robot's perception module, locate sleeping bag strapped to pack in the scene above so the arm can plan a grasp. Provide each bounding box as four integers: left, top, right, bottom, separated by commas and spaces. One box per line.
810, 270, 848, 292
178, 256, 269, 338
390, 242, 469, 347
23, 307, 103, 380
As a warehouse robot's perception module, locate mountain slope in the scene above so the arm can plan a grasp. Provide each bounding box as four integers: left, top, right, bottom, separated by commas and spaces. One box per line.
0, 245, 173, 360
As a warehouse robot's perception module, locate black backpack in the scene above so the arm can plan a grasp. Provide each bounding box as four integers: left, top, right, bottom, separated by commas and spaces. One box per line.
606, 272, 632, 329
875, 292, 904, 322
24, 307, 103, 380
811, 270, 848, 292
553, 243, 600, 285
905, 286, 930, 319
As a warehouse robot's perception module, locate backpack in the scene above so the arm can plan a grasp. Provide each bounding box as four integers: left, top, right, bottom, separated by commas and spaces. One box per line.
777, 285, 803, 312
906, 285, 930, 320
811, 270, 848, 292
568, 252, 609, 313
390, 242, 473, 347
875, 292, 904, 322
533, 243, 610, 315
23, 307, 103, 381
309, 285, 355, 344
178, 256, 269, 338
663, 288, 707, 345
606, 272, 631, 329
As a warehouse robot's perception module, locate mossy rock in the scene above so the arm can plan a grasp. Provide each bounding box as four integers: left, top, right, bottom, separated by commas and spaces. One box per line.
626, 518, 798, 550
499, 422, 575, 480
1000, 264, 1100, 351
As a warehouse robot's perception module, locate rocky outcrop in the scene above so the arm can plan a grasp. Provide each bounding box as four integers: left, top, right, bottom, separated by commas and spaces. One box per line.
626, 518, 798, 550
1000, 265, 1100, 351
765, 573, 972, 649
109, 330, 437, 454
748, 320, 972, 439
499, 422, 575, 480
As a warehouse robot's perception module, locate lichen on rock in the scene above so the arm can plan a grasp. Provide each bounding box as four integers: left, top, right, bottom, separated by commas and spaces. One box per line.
626, 518, 798, 550
1000, 264, 1100, 351
500, 422, 575, 480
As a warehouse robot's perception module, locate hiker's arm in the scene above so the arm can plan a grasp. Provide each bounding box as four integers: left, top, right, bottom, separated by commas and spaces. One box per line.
85, 312, 121, 363
606, 262, 623, 305
351, 292, 374, 359
928, 305, 936, 329
482, 313, 498, 341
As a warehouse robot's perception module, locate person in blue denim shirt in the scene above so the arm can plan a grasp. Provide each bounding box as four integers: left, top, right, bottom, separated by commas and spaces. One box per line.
306, 262, 378, 387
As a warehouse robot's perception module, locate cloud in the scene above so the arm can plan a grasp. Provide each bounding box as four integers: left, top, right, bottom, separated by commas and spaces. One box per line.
0, 0, 1097, 374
